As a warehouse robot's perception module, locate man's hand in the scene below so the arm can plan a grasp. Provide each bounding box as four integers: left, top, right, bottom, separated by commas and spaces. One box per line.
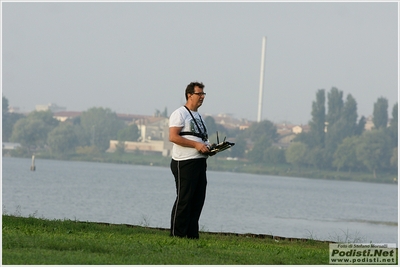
195, 142, 210, 154
170, 127, 211, 155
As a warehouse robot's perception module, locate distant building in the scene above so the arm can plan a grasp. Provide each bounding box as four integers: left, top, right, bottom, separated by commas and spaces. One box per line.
292, 125, 303, 134
117, 113, 147, 125
2, 142, 21, 150
135, 117, 169, 142
274, 123, 310, 149
107, 140, 172, 156
53, 111, 82, 122
276, 123, 308, 136
8, 106, 21, 113
107, 117, 173, 156
210, 113, 252, 130
36, 103, 66, 113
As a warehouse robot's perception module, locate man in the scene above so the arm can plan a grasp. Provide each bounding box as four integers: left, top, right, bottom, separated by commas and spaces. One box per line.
169, 81, 210, 239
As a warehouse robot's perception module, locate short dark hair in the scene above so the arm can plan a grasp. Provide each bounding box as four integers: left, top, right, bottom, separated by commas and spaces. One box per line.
185, 81, 205, 100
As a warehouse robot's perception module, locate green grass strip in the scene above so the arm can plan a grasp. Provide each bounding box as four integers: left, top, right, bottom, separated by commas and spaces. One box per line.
2, 215, 334, 264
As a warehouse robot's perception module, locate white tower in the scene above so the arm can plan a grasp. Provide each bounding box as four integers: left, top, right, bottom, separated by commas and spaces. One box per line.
257, 36, 267, 122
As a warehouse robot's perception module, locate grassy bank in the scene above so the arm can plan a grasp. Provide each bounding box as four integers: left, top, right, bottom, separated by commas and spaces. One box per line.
2, 215, 332, 265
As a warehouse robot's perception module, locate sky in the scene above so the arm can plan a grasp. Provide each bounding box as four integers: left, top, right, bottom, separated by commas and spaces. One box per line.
2, 1, 399, 125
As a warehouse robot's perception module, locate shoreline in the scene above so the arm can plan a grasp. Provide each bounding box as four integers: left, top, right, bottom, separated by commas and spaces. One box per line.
4, 153, 397, 185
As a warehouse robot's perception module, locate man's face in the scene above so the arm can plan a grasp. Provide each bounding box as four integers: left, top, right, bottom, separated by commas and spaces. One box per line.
191, 86, 206, 108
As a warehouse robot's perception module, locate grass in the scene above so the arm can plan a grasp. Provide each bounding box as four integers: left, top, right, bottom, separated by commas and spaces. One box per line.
2, 215, 332, 265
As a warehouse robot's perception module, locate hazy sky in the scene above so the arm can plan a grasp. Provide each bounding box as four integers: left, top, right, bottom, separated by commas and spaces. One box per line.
2, 1, 398, 124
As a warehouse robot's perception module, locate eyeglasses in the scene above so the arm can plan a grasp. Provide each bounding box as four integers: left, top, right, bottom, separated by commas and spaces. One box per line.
193, 92, 206, 96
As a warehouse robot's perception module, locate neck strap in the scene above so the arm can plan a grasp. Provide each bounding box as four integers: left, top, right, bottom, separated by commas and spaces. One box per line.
183, 105, 208, 139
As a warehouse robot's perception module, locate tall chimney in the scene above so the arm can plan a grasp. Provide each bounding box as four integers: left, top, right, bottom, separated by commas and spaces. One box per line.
257, 36, 267, 122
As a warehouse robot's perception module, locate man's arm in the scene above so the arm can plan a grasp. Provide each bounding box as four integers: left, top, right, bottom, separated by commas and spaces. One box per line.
169, 127, 210, 154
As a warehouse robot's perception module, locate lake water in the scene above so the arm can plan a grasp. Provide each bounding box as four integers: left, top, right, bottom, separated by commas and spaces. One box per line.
2, 157, 398, 244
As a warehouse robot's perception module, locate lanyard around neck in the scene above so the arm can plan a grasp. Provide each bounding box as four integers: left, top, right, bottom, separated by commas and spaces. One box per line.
183, 106, 207, 136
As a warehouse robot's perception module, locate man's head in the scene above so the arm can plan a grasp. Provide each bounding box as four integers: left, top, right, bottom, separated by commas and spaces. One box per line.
185, 81, 206, 111
185, 82, 205, 100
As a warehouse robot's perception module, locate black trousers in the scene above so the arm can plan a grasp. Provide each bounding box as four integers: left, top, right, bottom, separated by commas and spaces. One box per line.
170, 158, 207, 239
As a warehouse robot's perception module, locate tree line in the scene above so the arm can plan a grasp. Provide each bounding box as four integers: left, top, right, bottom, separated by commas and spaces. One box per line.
2, 87, 398, 179
228, 87, 397, 179
2, 97, 140, 156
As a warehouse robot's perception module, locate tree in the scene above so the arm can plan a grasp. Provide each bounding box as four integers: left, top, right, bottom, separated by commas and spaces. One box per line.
229, 134, 246, 158
340, 94, 358, 136
247, 134, 272, 163
244, 120, 278, 163
80, 107, 125, 151
2, 96, 10, 139
204, 116, 218, 137
115, 141, 127, 155
333, 136, 360, 172
263, 146, 286, 169
47, 123, 79, 155
390, 147, 398, 169
2, 95, 8, 114
306, 146, 325, 170
11, 118, 51, 149
73, 124, 90, 147
246, 120, 278, 144
323, 88, 344, 166
2, 96, 24, 142
326, 87, 343, 129
324, 92, 361, 168
10, 110, 59, 150
373, 97, 388, 129
388, 102, 398, 148
356, 129, 391, 178
309, 89, 325, 148
28, 110, 59, 128
285, 142, 308, 172
324, 119, 346, 167
355, 116, 366, 136
118, 124, 140, 142
293, 131, 313, 147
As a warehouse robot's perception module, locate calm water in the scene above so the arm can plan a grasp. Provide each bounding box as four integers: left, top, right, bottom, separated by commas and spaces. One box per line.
2, 157, 398, 243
